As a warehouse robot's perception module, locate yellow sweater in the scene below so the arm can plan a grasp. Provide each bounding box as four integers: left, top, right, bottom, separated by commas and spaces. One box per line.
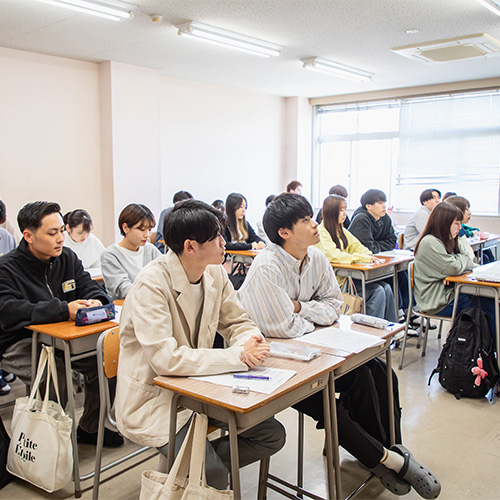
315, 222, 372, 286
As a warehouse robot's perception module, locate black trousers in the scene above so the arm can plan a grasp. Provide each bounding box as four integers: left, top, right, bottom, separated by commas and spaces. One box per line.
293, 358, 402, 469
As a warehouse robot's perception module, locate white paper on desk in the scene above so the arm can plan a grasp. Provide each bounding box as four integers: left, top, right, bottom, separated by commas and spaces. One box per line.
472, 262, 500, 283
376, 250, 414, 258
189, 366, 296, 395
298, 327, 384, 355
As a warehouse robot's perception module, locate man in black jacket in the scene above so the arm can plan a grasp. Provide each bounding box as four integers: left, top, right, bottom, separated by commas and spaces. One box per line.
0, 201, 122, 446
349, 189, 397, 253
349, 189, 411, 315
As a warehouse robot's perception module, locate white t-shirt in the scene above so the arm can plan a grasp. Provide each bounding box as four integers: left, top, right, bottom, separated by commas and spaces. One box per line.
63, 232, 105, 269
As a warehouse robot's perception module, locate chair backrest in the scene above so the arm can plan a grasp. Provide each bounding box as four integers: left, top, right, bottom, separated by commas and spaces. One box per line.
398, 232, 404, 250
102, 326, 120, 379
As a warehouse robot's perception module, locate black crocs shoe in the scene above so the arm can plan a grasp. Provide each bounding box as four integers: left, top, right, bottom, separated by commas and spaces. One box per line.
391, 444, 441, 499
369, 463, 411, 496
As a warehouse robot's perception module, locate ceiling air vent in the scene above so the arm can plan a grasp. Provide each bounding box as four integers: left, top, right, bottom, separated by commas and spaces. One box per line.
391, 33, 500, 63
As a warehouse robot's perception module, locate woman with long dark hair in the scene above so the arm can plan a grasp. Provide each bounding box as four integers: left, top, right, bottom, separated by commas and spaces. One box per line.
413, 202, 495, 329
224, 193, 265, 251
316, 195, 397, 322
63, 209, 105, 269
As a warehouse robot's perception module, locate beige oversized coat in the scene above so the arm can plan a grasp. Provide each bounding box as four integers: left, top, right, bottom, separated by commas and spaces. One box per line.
115, 250, 260, 447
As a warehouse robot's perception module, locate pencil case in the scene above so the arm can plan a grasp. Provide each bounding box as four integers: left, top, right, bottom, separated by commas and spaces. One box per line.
75, 303, 115, 326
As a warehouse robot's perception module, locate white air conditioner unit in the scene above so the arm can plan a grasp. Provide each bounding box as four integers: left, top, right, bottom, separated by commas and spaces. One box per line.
391, 33, 500, 63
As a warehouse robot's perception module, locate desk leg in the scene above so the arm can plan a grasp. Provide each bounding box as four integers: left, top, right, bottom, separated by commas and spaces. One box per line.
393, 268, 399, 313
62, 342, 82, 498
385, 346, 396, 446
361, 275, 367, 315
322, 383, 335, 500
451, 285, 460, 323
227, 412, 241, 500
31, 332, 39, 389
329, 374, 342, 500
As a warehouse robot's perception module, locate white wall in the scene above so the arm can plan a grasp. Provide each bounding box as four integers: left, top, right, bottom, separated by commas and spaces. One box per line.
0, 47, 103, 237
159, 76, 284, 227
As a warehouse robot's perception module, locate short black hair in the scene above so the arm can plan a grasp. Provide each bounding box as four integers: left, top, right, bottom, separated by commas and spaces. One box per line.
0, 200, 6, 225
420, 188, 441, 205
18, 201, 62, 232
265, 195, 276, 206
263, 193, 313, 246
360, 189, 386, 208
164, 199, 227, 254
212, 199, 225, 211
173, 191, 193, 204
63, 209, 93, 232
442, 191, 457, 201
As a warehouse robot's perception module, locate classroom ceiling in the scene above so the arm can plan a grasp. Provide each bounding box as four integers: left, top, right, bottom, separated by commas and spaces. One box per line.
1, 0, 500, 98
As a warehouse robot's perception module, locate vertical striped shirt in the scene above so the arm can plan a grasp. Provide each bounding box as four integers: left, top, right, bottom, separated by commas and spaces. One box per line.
238, 244, 343, 338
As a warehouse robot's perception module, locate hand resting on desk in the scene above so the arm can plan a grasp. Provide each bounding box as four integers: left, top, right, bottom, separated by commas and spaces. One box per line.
242, 335, 270, 369
68, 299, 103, 319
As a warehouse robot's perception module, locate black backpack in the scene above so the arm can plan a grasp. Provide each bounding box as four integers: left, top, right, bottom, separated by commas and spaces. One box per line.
428, 305, 499, 399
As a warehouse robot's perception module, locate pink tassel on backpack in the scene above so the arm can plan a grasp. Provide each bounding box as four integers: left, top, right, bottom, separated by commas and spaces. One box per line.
471, 357, 488, 386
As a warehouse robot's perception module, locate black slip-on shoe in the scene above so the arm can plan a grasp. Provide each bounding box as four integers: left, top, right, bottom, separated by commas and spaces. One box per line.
391, 444, 441, 499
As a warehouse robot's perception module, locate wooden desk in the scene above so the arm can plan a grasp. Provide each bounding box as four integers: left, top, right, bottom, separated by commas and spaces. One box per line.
155, 351, 345, 500
296, 315, 403, 499
446, 272, 500, 370
331, 253, 414, 313
468, 234, 499, 265
27, 300, 122, 498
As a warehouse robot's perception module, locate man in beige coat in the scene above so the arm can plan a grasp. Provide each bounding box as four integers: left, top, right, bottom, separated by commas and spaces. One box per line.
116, 199, 285, 490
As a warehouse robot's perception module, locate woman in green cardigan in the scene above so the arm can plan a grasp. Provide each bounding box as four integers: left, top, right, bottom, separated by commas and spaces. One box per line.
413, 202, 495, 333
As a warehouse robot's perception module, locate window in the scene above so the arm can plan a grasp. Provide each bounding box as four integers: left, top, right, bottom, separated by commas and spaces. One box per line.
315, 102, 400, 209
314, 91, 500, 215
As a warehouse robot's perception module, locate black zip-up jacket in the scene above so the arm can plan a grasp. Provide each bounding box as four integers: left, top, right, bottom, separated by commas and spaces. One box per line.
349, 206, 397, 254
0, 239, 110, 356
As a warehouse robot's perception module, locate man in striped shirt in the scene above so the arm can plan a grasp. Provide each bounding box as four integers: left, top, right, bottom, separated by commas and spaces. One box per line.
238, 193, 440, 500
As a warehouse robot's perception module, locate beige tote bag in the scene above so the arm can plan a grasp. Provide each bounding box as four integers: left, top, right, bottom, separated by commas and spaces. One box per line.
140, 413, 233, 500
7, 346, 73, 492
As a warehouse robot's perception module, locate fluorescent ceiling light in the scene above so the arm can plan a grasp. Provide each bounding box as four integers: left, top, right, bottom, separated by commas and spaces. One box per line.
301, 57, 373, 82
177, 22, 281, 58
33, 0, 136, 21
474, 0, 500, 16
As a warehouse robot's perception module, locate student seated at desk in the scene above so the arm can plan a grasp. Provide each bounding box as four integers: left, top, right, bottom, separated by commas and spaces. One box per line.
316, 184, 351, 228
101, 203, 161, 300
0, 199, 22, 245
257, 194, 276, 247
403, 189, 441, 250
155, 191, 194, 253
115, 199, 285, 490
238, 193, 440, 499
0, 201, 122, 447
414, 202, 495, 335
350, 189, 409, 314
444, 196, 477, 263
63, 209, 105, 269
224, 192, 265, 250
315, 195, 397, 322
446, 195, 495, 264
